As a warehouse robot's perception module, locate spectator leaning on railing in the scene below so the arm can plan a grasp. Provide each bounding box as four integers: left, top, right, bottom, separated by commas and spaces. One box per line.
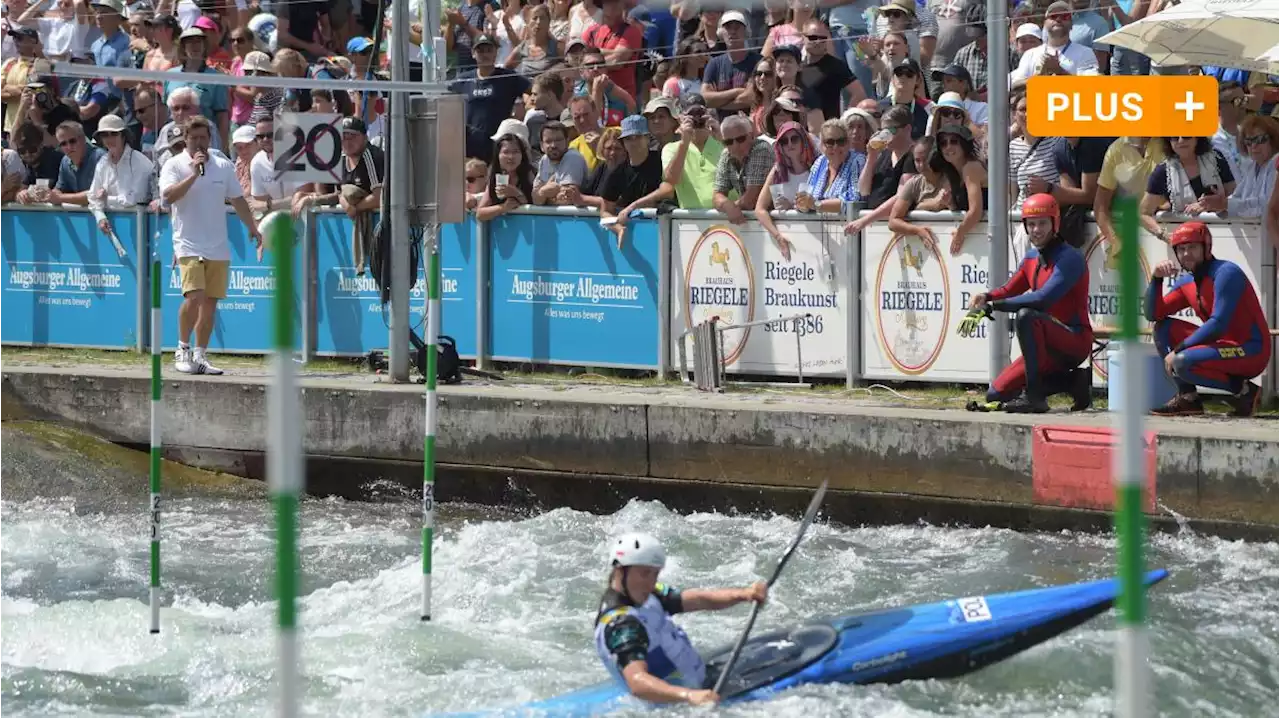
533, 120, 589, 207
477, 122, 536, 222
1093, 136, 1164, 256
1140, 136, 1235, 241
755, 120, 817, 259
12, 121, 63, 202
1228, 115, 1278, 218
884, 136, 951, 245
3, 146, 25, 202
336, 117, 384, 275
712, 114, 772, 225
229, 124, 257, 197
601, 114, 668, 247
663, 94, 723, 210
87, 113, 153, 231
799, 118, 863, 212
158, 116, 262, 376
934, 123, 988, 254
578, 125, 624, 211
52, 119, 105, 206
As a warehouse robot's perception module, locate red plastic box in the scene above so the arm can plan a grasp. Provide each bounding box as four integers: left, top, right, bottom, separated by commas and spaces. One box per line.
1031, 425, 1157, 512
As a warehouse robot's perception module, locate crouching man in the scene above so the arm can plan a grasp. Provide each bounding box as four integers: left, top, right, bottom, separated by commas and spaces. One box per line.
960, 194, 1094, 413
1146, 221, 1271, 417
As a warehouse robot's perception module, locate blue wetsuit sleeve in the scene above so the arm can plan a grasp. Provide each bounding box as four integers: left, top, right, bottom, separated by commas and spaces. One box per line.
1176, 263, 1245, 350
990, 248, 1084, 312
602, 611, 650, 670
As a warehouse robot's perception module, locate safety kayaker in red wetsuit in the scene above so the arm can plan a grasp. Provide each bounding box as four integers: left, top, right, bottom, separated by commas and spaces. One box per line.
959, 194, 1094, 414
1146, 221, 1272, 417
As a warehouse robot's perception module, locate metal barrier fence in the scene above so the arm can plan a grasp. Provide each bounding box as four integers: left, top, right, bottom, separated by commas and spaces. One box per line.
2, 204, 1274, 394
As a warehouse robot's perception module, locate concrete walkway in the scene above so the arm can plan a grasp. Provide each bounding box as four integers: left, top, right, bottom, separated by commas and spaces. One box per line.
2, 362, 1275, 529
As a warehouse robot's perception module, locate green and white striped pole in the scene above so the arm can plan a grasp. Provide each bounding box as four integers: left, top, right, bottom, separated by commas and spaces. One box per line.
265, 212, 302, 718
1113, 195, 1150, 718
149, 257, 162, 635
421, 225, 439, 622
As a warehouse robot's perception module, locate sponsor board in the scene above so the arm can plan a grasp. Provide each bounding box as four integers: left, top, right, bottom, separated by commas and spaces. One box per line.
862, 222, 1011, 382
1, 209, 139, 348
314, 214, 477, 357
488, 212, 661, 368
671, 218, 849, 377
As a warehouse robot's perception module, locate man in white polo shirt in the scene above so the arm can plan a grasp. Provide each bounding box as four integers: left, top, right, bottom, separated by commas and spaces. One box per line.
159, 115, 263, 376
1008, 2, 1097, 90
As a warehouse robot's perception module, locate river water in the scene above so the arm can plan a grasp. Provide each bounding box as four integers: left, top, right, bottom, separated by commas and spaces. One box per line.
2, 486, 1277, 717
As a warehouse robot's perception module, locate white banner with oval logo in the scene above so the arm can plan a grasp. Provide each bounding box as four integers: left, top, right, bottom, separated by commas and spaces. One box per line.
670, 218, 850, 378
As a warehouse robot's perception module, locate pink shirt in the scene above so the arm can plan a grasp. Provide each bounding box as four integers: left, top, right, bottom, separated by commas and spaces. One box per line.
229, 55, 251, 125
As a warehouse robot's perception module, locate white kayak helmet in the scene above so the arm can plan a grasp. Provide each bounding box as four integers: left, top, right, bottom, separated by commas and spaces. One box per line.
609, 533, 666, 569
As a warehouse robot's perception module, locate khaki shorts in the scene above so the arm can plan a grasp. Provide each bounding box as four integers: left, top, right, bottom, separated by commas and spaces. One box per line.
178, 257, 230, 299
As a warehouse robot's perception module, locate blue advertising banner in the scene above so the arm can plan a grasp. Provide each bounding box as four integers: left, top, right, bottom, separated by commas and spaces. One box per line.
487, 213, 661, 368
1, 209, 140, 349
152, 211, 302, 353
313, 213, 477, 357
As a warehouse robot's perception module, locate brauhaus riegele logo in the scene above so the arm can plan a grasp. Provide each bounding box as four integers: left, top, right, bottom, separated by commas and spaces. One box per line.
873, 233, 950, 375
684, 225, 755, 365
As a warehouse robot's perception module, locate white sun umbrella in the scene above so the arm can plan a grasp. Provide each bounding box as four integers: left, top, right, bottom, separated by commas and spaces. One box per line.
1258, 43, 1280, 73
1097, 0, 1280, 73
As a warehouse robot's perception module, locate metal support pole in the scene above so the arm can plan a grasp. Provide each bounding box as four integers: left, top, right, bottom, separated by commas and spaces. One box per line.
986, 0, 1011, 382
388, 0, 412, 382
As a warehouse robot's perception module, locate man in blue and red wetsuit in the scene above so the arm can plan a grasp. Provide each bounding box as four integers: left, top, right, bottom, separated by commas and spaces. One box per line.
1146, 221, 1271, 417
960, 194, 1094, 413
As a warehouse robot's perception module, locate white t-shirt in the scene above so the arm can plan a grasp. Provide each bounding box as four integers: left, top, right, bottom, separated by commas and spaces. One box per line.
160, 150, 242, 260
1008, 41, 1098, 85
249, 150, 301, 201
36, 16, 91, 59
490, 9, 525, 65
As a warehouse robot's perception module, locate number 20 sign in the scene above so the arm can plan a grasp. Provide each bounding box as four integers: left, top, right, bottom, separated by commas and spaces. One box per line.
274, 111, 344, 183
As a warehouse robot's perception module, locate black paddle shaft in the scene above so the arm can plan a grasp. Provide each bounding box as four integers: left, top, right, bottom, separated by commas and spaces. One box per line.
711, 481, 829, 697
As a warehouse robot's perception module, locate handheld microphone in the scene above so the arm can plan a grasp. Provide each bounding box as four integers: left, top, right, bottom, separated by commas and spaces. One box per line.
197, 162, 205, 177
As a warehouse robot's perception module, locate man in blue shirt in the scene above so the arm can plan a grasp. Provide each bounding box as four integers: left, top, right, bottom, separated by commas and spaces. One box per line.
52, 120, 106, 206
164, 29, 231, 149
89, 0, 133, 116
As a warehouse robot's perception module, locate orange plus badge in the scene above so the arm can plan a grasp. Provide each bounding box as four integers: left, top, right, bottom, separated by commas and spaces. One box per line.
1026, 76, 1219, 138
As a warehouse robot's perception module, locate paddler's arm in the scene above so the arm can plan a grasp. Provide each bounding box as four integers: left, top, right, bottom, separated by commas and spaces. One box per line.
620, 661, 718, 705
680, 582, 768, 612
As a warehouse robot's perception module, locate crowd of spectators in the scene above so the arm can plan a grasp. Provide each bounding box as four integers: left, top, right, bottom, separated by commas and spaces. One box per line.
1, 0, 1277, 259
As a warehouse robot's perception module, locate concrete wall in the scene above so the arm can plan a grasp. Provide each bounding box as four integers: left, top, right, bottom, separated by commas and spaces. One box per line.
3, 367, 1276, 527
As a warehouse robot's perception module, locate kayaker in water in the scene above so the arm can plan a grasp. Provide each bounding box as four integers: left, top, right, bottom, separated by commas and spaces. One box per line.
594, 533, 768, 706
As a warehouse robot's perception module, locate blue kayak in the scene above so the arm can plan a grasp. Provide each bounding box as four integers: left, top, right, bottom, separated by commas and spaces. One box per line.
440, 569, 1169, 717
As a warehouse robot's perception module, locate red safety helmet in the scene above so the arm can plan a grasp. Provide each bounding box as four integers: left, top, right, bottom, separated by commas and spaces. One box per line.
1169, 221, 1212, 256
1021, 193, 1060, 234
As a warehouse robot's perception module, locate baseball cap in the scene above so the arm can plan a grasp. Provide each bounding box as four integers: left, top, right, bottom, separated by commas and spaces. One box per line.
882, 0, 916, 17
232, 125, 258, 145
489, 117, 529, 144
340, 116, 368, 135
565, 34, 587, 52
347, 36, 373, 54
620, 115, 649, 138
193, 15, 219, 33
680, 92, 708, 112
158, 123, 185, 151
178, 27, 205, 42
643, 96, 678, 117
474, 34, 498, 48
7, 25, 38, 40
718, 10, 748, 28
91, 0, 125, 16
931, 63, 972, 85
1015, 23, 1042, 40
772, 44, 801, 62
892, 56, 922, 76
146, 13, 180, 30
1045, 1, 1073, 17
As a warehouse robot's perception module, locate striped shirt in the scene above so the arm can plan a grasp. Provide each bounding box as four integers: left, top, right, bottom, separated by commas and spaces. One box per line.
1009, 136, 1065, 204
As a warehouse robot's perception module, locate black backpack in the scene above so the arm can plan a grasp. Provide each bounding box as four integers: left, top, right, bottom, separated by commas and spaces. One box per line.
418, 335, 463, 385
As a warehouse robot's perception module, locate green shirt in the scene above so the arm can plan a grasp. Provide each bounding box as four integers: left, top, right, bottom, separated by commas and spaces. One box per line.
661, 136, 723, 209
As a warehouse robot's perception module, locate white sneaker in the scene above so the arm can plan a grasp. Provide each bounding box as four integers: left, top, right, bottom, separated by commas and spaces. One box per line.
190, 354, 223, 376
174, 347, 194, 374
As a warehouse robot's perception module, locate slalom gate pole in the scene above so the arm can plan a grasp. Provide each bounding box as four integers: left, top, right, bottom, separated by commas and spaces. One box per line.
149, 257, 162, 635
1113, 195, 1149, 718
422, 224, 439, 622
266, 213, 303, 718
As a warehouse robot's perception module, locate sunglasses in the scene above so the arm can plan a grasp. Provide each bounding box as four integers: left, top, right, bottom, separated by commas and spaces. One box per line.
723, 134, 750, 146
467, 175, 485, 182
805, 34, 828, 41
823, 136, 848, 147
883, 9, 906, 18
894, 68, 918, 78
754, 70, 773, 77
1245, 134, 1270, 146
256, 132, 272, 140
938, 108, 964, 119
781, 134, 804, 147
134, 103, 154, 113
231, 35, 250, 44
59, 137, 80, 148
939, 136, 962, 148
